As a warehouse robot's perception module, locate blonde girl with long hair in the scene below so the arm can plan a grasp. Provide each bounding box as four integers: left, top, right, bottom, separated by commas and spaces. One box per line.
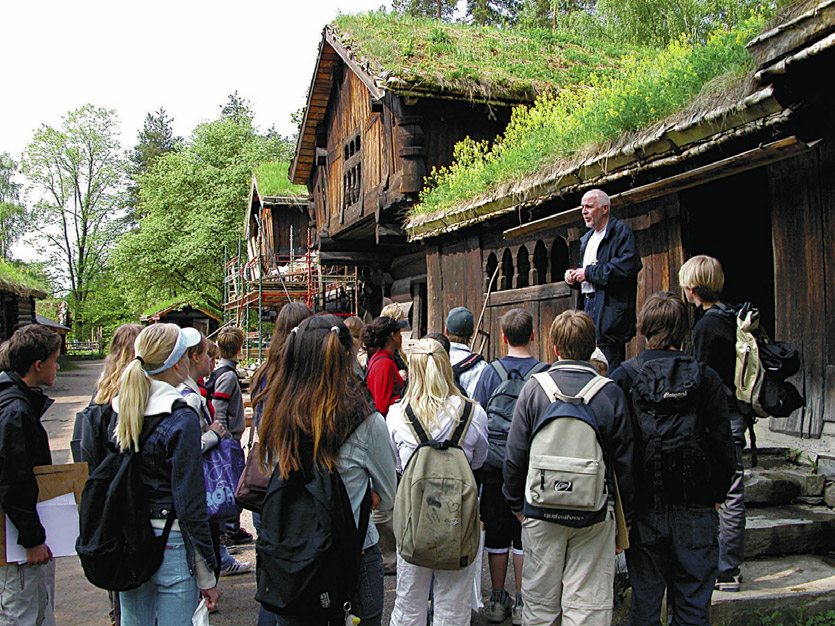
71, 323, 143, 470
387, 337, 488, 626
112, 323, 219, 626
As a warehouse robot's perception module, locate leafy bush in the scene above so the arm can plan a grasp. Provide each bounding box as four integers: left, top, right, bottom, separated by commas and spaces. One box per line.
414, 13, 767, 216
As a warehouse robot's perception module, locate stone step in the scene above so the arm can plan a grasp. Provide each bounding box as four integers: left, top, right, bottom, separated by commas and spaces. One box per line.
712, 554, 835, 626
744, 469, 801, 507
746, 505, 835, 558
743, 447, 792, 470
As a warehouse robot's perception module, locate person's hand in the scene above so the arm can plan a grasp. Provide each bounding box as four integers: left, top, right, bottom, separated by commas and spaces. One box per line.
574, 267, 586, 283
515, 512, 524, 523
371, 490, 381, 510
564, 269, 577, 284
715, 503, 722, 511
616, 547, 624, 555
398, 369, 408, 381
201, 587, 220, 607
26, 543, 52, 565
208, 422, 228, 439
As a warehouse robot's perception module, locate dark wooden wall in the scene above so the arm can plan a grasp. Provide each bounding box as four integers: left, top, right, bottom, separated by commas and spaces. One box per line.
768, 138, 835, 437
424, 138, 835, 439
270, 206, 310, 258
424, 194, 685, 364
0, 291, 36, 343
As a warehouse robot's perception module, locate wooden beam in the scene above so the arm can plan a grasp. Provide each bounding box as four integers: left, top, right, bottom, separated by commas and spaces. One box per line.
486, 282, 572, 307
320, 251, 383, 266
325, 31, 386, 101
504, 136, 818, 240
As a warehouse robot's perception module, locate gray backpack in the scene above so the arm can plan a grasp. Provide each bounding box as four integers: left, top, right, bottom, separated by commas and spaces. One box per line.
393, 401, 480, 570
524, 372, 611, 526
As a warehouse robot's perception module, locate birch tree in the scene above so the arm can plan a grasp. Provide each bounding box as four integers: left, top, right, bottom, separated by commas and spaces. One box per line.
22, 104, 127, 335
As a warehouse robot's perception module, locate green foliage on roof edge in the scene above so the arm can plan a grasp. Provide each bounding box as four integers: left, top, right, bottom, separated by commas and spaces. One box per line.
411, 10, 770, 218
0, 259, 50, 295
254, 161, 307, 198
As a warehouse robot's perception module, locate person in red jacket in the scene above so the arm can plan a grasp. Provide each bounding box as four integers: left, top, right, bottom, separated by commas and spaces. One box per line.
361, 316, 407, 417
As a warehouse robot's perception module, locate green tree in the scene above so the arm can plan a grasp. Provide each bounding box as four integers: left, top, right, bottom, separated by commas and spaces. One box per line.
21, 104, 127, 337
114, 111, 286, 314
127, 107, 181, 220
220, 90, 255, 126
0, 152, 26, 260
466, 0, 522, 25
392, 0, 458, 20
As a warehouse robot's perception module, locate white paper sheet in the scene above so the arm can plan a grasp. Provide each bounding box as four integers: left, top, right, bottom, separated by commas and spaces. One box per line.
5, 493, 79, 563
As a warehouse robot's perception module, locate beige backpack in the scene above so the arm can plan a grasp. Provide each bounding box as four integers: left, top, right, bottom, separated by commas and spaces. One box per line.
393, 401, 480, 570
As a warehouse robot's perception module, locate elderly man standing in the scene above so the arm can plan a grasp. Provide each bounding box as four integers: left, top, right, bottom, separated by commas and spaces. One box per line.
565, 189, 641, 370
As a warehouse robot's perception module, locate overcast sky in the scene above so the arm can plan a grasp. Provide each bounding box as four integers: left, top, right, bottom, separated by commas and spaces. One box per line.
2, 0, 391, 163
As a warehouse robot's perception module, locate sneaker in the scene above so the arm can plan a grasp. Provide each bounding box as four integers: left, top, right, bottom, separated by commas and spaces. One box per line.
219, 559, 252, 576
715, 574, 742, 592
225, 528, 254, 545
218, 534, 241, 555
486, 592, 513, 623
511, 602, 523, 626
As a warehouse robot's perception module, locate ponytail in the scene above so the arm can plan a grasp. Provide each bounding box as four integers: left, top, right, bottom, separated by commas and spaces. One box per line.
115, 359, 151, 452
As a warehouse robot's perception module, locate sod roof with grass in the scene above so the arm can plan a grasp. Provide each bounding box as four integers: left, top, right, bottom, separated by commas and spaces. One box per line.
140, 298, 221, 322
405, 1, 835, 239
253, 161, 308, 199
328, 12, 632, 104
0, 260, 49, 299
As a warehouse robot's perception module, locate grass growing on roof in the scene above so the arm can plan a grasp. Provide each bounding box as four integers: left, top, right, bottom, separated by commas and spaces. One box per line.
254, 161, 307, 198
331, 12, 635, 101
412, 14, 768, 217
0, 259, 50, 295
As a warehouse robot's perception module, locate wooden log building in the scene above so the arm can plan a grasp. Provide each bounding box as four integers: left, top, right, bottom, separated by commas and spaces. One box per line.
0, 274, 47, 343
406, 2, 835, 441
289, 17, 612, 329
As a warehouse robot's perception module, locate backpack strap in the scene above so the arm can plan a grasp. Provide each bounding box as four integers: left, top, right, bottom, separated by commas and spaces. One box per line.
453, 353, 483, 375
404, 404, 430, 445
490, 360, 509, 382
524, 361, 551, 381
532, 372, 609, 404
449, 400, 475, 447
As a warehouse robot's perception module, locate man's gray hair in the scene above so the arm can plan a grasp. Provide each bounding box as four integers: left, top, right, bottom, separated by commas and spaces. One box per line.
583, 188, 610, 208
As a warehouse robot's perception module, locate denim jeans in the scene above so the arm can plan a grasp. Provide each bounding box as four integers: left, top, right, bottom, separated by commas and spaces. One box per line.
120, 530, 200, 626
627, 505, 719, 626
258, 543, 384, 626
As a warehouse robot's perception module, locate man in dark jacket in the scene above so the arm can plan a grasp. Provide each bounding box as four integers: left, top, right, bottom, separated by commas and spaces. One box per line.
565, 189, 642, 370
609, 292, 735, 626
0, 324, 62, 626
503, 310, 634, 626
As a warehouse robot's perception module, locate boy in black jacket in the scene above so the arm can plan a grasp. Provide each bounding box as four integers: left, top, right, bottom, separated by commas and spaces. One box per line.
680, 255, 747, 592
0, 324, 62, 626
610, 292, 735, 625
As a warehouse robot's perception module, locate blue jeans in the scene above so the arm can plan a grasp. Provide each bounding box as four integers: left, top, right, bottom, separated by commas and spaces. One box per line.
120, 530, 199, 626
258, 544, 384, 626
627, 506, 719, 626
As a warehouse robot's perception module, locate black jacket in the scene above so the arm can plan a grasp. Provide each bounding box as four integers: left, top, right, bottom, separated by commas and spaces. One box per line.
693, 303, 738, 413
573, 216, 642, 344
609, 349, 736, 508
503, 361, 635, 526
0, 371, 53, 549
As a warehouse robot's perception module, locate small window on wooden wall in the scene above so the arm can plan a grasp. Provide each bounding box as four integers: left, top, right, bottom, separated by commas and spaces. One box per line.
343, 130, 362, 211
551, 237, 569, 282
533, 241, 548, 285
500, 248, 514, 291
485, 253, 498, 293
516, 246, 530, 289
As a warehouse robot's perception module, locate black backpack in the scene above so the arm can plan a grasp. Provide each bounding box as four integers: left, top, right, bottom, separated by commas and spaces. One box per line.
256, 447, 371, 617
204, 364, 237, 405
452, 353, 483, 393
75, 402, 188, 591
484, 360, 550, 470
621, 356, 713, 506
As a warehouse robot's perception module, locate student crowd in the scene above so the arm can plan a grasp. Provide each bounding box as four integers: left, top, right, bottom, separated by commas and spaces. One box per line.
0, 188, 745, 626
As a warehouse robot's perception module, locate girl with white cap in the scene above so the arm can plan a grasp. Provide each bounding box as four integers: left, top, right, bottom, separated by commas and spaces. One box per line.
113, 323, 220, 625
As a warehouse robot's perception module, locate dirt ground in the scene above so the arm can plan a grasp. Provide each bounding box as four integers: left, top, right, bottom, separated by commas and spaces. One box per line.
43, 360, 503, 625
